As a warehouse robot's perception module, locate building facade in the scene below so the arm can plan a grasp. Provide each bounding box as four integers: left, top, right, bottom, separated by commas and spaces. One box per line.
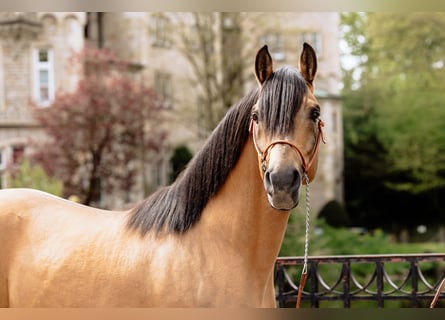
0, 12, 343, 214
0, 12, 85, 187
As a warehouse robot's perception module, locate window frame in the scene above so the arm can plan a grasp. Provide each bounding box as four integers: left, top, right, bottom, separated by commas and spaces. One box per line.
299, 32, 323, 58
33, 47, 55, 107
149, 14, 172, 48
261, 33, 285, 61
154, 71, 173, 110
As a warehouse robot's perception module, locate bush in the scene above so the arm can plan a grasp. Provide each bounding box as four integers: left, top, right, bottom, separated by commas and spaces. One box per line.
6, 159, 63, 196
318, 200, 351, 227
169, 145, 193, 183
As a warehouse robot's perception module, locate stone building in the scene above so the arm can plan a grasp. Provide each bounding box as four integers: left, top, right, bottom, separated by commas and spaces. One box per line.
0, 12, 343, 214
0, 12, 85, 187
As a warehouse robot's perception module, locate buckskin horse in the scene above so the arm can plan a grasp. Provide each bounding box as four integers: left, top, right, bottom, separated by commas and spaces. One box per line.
0, 43, 324, 307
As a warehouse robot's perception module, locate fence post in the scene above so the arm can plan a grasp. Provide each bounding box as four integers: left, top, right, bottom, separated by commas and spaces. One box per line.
309, 260, 319, 308
275, 262, 286, 308
411, 259, 418, 308
342, 262, 351, 308
376, 261, 384, 308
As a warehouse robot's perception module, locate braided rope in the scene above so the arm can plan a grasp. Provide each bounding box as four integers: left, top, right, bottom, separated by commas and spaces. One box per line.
296, 172, 311, 308
303, 172, 310, 274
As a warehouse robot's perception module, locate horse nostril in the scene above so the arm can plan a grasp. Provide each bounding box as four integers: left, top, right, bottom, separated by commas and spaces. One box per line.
291, 168, 300, 188
287, 168, 300, 191
264, 171, 273, 194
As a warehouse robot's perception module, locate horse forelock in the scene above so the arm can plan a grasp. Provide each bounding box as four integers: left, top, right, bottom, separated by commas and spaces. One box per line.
258, 67, 308, 137
127, 88, 260, 236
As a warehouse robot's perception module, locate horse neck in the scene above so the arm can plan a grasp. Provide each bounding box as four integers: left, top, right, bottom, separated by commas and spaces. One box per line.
197, 135, 291, 270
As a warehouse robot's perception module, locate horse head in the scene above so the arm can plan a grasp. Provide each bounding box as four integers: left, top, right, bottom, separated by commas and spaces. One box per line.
250, 43, 325, 210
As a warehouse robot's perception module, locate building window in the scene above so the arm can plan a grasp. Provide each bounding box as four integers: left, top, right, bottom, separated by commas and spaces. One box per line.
64, 16, 83, 51
154, 71, 173, 109
149, 14, 171, 48
299, 32, 322, 57
33, 48, 55, 106
261, 33, 285, 61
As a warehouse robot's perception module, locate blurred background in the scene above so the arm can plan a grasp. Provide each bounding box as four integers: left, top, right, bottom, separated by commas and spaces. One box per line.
0, 12, 444, 257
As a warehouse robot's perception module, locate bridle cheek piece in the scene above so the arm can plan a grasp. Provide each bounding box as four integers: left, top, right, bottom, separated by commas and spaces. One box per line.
250, 119, 326, 175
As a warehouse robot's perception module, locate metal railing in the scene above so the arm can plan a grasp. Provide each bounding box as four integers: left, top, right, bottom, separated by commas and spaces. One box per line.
275, 253, 445, 308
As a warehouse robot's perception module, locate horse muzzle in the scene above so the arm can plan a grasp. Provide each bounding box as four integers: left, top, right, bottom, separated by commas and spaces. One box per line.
264, 165, 301, 210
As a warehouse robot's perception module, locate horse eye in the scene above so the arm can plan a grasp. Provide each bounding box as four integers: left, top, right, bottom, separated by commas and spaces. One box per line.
251, 111, 259, 123
310, 108, 320, 121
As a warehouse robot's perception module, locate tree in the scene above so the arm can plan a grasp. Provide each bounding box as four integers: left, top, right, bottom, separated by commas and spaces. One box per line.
344, 12, 445, 193
341, 13, 445, 234
31, 48, 167, 206
366, 13, 445, 193
318, 200, 351, 228
176, 13, 244, 136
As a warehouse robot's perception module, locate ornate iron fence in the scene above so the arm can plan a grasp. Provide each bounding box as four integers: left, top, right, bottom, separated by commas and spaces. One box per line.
275, 253, 445, 308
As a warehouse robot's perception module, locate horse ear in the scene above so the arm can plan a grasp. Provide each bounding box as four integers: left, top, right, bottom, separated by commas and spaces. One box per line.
255, 45, 273, 85
299, 42, 317, 89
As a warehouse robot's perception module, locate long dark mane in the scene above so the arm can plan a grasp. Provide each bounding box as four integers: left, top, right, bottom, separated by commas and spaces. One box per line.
127, 67, 307, 235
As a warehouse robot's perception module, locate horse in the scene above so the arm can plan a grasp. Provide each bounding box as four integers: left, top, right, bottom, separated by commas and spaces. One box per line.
0, 43, 324, 307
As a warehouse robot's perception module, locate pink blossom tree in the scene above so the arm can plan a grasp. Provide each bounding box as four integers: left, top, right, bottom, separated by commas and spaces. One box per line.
32, 48, 167, 206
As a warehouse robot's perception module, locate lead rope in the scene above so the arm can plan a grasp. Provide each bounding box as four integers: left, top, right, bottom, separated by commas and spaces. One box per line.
296, 172, 310, 308
430, 277, 445, 308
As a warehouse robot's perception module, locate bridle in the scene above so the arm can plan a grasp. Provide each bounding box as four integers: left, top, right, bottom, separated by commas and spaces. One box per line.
249, 117, 326, 175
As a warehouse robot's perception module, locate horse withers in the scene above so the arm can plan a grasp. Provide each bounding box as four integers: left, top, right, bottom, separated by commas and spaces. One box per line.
0, 43, 323, 307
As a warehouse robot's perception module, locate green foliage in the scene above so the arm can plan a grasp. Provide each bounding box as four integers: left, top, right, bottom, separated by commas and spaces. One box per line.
169, 145, 193, 183
341, 12, 445, 231
279, 204, 306, 256
282, 208, 444, 256
343, 12, 445, 194
7, 159, 63, 196
313, 219, 389, 256
283, 212, 392, 258
369, 14, 445, 192
318, 200, 351, 228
